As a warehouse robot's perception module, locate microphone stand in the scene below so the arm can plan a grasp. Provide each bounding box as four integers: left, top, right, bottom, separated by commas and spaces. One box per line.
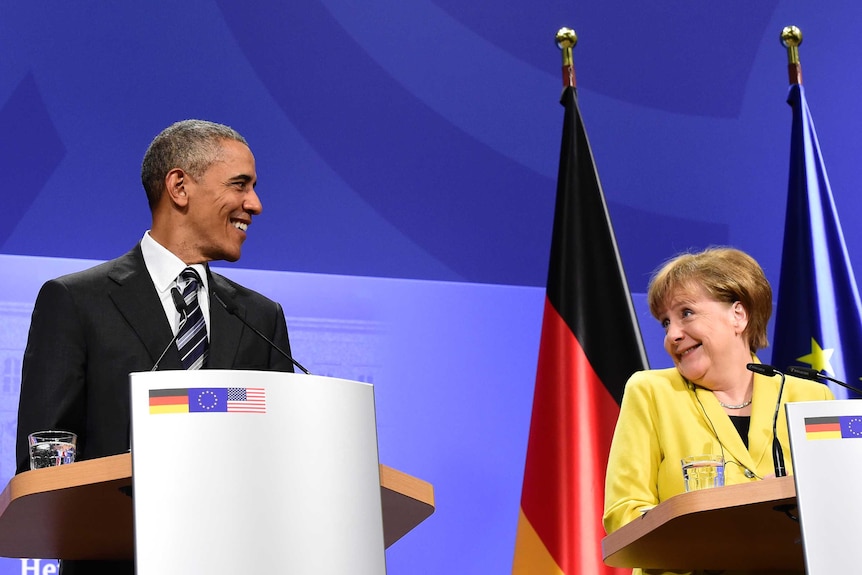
151, 288, 190, 371
746, 363, 787, 477
786, 365, 862, 396
211, 290, 311, 375
771, 370, 788, 477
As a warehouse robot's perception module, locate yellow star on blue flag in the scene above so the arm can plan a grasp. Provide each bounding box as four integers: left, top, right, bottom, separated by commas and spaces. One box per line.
796, 338, 835, 375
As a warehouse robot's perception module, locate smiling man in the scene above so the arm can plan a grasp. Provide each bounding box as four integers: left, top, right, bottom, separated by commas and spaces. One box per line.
15, 120, 296, 575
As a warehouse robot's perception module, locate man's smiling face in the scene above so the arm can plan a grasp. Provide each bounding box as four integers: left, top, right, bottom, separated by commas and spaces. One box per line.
182, 138, 262, 263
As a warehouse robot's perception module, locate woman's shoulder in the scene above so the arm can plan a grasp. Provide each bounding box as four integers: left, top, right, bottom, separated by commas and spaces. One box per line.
785, 374, 836, 400
625, 366, 688, 394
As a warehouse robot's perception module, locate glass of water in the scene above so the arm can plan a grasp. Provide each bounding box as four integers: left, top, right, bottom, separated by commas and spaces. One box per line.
28, 431, 77, 470
681, 454, 725, 492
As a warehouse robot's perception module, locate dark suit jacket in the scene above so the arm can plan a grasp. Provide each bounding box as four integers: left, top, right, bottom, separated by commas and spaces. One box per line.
15, 245, 295, 574
16, 244, 295, 473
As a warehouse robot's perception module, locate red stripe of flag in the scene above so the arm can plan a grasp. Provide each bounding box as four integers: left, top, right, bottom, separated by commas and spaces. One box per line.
148, 395, 189, 407
805, 422, 840, 433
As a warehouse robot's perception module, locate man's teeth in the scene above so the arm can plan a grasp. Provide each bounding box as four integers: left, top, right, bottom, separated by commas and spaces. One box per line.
233, 222, 248, 232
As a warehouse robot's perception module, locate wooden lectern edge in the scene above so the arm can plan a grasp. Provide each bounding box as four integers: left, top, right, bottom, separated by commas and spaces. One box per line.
379, 464, 436, 547
4, 453, 435, 509
5, 454, 133, 502
601, 475, 797, 561
0, 452, 435, 558
379, 463, 435, 507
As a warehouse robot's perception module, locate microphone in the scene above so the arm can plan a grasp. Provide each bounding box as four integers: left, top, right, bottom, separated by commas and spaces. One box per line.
746, 362, 779, 377
172, 287, 188, 321
746, 363, 787, 477
211, 290, 311, 375
786, 365, 862, 395
150, 287, 189, 371
133, 288, 191, 452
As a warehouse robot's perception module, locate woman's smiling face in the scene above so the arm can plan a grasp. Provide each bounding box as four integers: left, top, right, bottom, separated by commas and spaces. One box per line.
658, 284, 748, 388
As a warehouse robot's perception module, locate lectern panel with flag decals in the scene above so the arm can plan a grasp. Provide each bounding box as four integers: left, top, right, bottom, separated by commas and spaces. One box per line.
786, 400, 862, 574
129, 370, 386, 575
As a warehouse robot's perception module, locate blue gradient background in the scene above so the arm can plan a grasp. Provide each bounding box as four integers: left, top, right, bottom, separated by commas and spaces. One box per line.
1, 1, 861, 572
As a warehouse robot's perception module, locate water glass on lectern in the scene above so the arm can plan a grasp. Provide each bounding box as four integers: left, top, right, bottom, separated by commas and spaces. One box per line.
28, 431, 77, 470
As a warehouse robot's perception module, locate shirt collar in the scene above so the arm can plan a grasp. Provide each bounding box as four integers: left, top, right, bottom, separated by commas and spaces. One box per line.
140, 231, 209, 294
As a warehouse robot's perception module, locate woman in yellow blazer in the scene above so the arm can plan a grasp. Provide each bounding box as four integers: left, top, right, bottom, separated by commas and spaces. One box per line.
603, 247, 833, 574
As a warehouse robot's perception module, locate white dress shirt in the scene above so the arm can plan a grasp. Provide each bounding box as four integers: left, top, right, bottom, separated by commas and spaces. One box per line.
140, 231, 210, 337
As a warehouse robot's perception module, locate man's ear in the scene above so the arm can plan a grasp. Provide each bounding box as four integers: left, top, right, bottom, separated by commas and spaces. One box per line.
164, 168, 189, 207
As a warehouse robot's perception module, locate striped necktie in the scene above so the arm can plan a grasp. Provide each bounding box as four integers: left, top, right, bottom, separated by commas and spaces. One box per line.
176, 267, 208, 370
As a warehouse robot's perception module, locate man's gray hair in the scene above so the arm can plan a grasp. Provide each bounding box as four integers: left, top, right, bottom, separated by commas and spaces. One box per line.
141, 119, 248, 210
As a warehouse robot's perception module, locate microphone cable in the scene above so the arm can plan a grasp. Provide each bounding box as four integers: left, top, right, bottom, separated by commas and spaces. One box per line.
150, 287, 190, 371
688, 379, 763, 480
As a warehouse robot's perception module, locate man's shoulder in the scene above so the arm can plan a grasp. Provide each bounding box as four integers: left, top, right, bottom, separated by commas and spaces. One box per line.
45, 246, 141, 290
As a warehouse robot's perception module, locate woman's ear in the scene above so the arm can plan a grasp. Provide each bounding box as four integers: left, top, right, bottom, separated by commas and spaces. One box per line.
731, 300, 749, 333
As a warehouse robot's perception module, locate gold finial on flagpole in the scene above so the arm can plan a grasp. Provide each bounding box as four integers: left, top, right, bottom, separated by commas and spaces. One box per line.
780, 26, 803, 86
555, 28, 578, 88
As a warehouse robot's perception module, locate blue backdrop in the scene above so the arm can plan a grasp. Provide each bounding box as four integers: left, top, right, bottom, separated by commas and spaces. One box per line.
2, 1, 861, 573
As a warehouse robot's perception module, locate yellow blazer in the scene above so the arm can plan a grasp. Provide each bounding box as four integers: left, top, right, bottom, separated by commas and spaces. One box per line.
604, 366, 834, 536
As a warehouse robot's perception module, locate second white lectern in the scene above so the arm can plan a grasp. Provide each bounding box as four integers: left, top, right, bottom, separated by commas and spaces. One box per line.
786, 399, 862, 575
130, 370, 386, 575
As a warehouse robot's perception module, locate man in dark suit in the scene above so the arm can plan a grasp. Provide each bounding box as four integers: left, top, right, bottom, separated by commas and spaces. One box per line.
15, 120, 295, 574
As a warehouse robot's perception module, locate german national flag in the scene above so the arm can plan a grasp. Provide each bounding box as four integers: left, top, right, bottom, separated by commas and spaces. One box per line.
804, 416, 862, 440
149, 388, 190, 414
512, 84, 648, 574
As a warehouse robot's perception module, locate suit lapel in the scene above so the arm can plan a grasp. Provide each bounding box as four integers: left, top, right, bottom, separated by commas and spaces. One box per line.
107, 245, 182, 369
207, 270, 241, 369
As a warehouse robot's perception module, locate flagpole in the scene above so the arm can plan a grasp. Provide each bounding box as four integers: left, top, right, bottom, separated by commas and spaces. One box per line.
555, 28, 577, 88
781, 25, 803, 86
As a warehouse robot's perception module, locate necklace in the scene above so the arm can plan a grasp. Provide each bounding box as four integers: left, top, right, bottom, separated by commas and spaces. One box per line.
718, 397, 752, 409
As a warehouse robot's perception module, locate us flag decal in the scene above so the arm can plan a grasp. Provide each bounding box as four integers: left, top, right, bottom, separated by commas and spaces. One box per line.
227, 387, 266, 413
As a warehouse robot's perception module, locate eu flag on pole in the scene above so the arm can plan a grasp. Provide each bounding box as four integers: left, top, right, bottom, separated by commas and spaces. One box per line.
771, 82, 862, 399
512, 30, 648, 575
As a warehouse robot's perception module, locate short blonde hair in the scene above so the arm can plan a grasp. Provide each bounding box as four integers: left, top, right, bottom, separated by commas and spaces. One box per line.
647, 247, 772, 352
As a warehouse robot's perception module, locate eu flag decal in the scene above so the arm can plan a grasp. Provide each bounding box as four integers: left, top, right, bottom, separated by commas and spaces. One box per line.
189, 388, 228, 412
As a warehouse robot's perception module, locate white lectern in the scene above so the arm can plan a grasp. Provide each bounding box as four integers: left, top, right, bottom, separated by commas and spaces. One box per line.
130, 370, 385, 575
786, 399, 862, 574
